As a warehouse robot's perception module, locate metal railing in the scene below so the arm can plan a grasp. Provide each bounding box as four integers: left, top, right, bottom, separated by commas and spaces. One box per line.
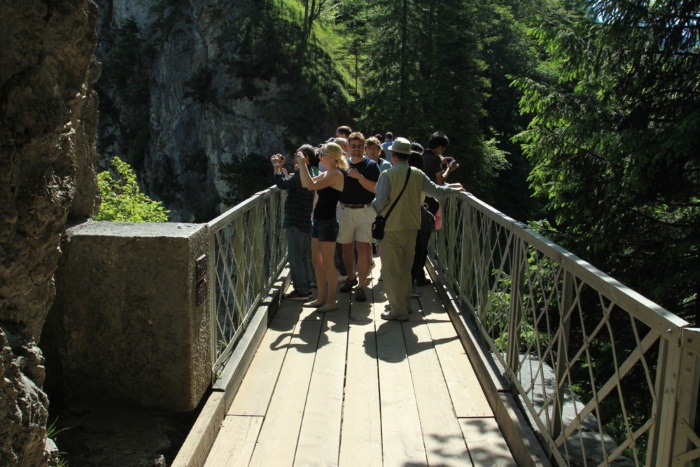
207, 187, 287, 377
431, 193, 700, 466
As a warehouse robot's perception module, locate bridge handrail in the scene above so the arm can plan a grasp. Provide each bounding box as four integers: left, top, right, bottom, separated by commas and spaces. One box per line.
431, 193, 700, 466
462, 194, 688, 336
207, 186, 286, 377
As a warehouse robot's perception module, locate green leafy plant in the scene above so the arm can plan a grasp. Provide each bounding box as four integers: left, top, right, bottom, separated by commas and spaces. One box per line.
96, 157, 170, 222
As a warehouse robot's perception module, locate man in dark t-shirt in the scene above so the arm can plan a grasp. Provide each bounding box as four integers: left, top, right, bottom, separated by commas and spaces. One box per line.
338, 132, 380, 302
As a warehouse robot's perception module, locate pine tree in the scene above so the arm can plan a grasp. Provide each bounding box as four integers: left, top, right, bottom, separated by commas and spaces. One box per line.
514, 0, 700, 321
358, 0, 507, 195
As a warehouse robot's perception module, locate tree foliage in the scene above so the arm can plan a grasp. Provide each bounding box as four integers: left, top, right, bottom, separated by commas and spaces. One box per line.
96, 157, 170, 222
327, 0, 551, 209
514, 0, 699, 322
345, 0, 528, 199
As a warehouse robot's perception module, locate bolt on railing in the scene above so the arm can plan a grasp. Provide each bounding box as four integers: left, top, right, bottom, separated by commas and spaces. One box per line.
431, 193, 700, 466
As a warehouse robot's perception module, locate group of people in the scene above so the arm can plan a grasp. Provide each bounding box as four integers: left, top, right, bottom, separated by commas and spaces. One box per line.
272, 127, 465, 320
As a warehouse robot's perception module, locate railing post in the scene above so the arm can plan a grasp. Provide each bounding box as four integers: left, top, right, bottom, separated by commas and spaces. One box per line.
478, 213, 492, 321
463, 201, 478, 308
551, 269, 573, 440
209, 226, 218, 383
505, 237, 525, 373
672, 328, 700, 466
648, 335, 684, 465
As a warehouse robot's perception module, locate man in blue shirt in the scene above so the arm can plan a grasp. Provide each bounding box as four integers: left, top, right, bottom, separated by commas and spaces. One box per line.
272, 145, 318, 300
381, 132, 394, 161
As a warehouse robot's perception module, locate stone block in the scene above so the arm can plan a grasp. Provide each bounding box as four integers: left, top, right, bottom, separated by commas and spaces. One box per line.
47, 221, 211, 412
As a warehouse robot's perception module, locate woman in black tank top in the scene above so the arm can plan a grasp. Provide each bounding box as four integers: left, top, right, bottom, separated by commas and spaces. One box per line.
296, 143, 348, 312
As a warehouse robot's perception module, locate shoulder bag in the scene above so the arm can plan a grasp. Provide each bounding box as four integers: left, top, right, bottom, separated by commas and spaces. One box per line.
371, 167, 411, 240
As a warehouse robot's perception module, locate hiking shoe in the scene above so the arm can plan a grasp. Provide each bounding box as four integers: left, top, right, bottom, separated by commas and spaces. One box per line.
340, 278, 358, 293
411, 286, 422, 298
285, 290, 311, 301
355, 287, 367, 302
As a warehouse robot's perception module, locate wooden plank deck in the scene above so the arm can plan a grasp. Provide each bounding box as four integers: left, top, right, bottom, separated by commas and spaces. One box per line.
204, 259, 516, 467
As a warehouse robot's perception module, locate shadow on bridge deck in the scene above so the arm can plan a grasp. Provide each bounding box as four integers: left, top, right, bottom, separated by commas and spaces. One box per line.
178, 258, 541, 466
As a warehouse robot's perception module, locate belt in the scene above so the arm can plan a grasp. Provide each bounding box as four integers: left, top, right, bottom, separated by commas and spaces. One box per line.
343, 203, 372, 209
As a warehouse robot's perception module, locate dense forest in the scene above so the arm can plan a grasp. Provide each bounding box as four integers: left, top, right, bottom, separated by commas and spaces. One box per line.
241, 0, 699, 325
96, 0, 697, 323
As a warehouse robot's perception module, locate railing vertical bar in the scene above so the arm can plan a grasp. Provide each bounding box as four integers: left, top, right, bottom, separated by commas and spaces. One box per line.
465, 202, 477, 308
478, 211, 491, 320
209, 227, 217, 383
552, 269, 573, 439
506, 235, 524, 373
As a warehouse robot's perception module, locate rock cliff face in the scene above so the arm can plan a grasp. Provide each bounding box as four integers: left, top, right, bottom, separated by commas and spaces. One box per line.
94, 0, 349, 222
0, 0, 99, 464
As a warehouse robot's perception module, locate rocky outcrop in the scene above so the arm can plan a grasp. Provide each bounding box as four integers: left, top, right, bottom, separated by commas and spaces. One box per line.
0, 0, 99, 464
0, 325, 56, 466
95, 0, 350, 222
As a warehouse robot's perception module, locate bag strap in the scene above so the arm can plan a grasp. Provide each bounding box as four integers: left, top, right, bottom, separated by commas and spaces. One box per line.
383, 166, 412, 221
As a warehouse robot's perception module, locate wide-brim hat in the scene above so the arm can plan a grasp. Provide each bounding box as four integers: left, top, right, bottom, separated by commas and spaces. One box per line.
388, 137, 412, 155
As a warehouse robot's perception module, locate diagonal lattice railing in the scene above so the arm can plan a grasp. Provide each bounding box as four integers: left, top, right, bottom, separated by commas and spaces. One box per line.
207, 186, 287, 378
431, 193, 700, 466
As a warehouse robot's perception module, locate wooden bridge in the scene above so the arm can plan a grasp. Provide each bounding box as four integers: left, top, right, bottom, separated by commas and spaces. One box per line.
204, 259, 525, 466
172, 188, 700, 466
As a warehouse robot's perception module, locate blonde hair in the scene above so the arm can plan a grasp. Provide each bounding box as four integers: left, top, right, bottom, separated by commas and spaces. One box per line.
322, 143, 349, 171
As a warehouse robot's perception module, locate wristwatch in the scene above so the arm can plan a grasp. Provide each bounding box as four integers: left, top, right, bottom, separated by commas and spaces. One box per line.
274, 163, 280, 167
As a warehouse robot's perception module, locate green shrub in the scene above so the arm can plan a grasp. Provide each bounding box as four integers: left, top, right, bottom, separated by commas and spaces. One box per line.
96, 156, 170, 222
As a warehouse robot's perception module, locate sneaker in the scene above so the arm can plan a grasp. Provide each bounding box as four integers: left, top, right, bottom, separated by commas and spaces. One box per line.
381, 309, 409, 321
355, 287, 367, 302
340, 278, 358, 293
411, 286, 422, 298
285, 290, 311, 301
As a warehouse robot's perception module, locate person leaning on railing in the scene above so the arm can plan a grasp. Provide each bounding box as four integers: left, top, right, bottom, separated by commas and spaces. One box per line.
416, 131, 460, 287
271, 145, 319, 301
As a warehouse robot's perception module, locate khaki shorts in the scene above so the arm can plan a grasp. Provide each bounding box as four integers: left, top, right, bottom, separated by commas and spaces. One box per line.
337, 205, 375, 244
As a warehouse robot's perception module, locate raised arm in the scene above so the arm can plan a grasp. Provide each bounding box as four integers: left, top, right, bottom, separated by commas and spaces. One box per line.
295, 153, 343, 191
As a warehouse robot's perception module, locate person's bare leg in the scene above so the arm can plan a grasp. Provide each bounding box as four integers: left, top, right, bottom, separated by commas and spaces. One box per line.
321, 240, 339, 306
307, 238, 326, 306
356, 242, 372, 287
341, 242, 356, 281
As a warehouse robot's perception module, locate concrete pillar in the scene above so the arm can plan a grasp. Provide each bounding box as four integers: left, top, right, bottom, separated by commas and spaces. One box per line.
45, 221, 211, 412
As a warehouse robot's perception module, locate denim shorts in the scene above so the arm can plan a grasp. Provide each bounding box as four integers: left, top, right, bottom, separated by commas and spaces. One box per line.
312, 218, 339, 242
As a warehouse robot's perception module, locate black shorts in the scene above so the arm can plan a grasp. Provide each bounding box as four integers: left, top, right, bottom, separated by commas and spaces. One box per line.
312, 218, 339, 242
